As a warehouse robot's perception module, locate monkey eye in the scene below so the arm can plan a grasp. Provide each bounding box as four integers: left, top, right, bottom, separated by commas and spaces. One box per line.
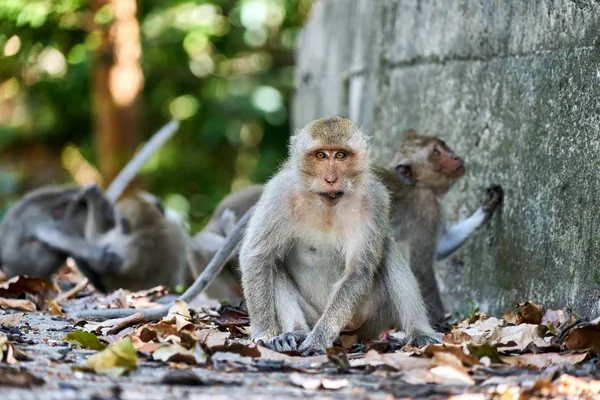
315, 151, 326, 159
432, 146, 441, 156
335, 151, 347, 160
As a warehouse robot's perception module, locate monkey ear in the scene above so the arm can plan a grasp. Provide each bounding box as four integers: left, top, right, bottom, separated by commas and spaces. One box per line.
395, 164, 416, 186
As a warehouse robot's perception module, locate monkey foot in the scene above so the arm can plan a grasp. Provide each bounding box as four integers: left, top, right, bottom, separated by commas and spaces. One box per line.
263, 330, 309, 353
407, 333, 442, 348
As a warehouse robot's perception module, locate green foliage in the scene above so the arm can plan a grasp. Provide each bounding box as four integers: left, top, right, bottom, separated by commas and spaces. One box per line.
63, 331, 107, 351
0, 0, 313, 231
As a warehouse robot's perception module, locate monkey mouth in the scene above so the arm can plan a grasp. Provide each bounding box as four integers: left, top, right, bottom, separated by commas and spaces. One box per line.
317, 191, 344, 199
317, 191, 344, 206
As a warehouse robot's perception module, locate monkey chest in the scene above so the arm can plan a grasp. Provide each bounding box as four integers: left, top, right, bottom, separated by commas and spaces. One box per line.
284, 241, 344, 310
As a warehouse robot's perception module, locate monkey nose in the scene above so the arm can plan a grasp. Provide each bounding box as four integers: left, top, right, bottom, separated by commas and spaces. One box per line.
325, 176, 338, 184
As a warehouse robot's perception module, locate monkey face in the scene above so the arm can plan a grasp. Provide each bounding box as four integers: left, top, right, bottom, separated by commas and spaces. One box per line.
392, 132, 465, 191
302, 146, 358, 206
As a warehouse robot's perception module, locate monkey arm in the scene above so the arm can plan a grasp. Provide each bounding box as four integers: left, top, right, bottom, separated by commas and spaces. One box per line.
435, 208, 487, 260
34, 225, 122, 273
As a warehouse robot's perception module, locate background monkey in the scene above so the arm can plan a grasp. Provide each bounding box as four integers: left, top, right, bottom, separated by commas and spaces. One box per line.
187, 184, 262, 302
0, 120, 181, 288
35, 185, 189, 291
378, 130, 503, 325
239, 116, 437, 355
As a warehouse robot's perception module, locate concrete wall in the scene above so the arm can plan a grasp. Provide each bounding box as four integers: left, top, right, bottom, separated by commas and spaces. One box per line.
293, 0, 600, 317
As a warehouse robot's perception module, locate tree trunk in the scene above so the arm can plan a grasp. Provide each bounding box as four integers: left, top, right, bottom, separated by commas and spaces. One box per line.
91, 0, 143, 186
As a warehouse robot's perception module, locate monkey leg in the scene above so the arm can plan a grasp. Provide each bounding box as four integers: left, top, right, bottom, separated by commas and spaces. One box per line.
377, 241, 439, 343
263, 270, 318, 353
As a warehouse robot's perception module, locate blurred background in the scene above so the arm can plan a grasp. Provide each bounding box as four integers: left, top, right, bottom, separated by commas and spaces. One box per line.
0, 0, 314, 232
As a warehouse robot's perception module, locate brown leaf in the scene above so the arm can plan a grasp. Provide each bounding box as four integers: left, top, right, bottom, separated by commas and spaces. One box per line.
423, 344, 479, 366
349, 349, 431, 371
489, 323, 542, 352
0, 298, 36, 312
210, 342, 261, 357
563, 322, 600, 352
0, 275, 56, 297
326, 346, 350, 372
45, 299, 64, 316
0, 367, 44, 387
429, 366, 475, 386
193, 329, 230, 348
0, 335, 29, 364
213, 306, 250, 327
467, 343, 503, 364
431, 352, 468, 373
0, 313, 23, 327
153, 343, 207, 365
256, 345, 328, 365
515, 301, 545, 325
442, 331, 473, 345
500, 352, 587, 369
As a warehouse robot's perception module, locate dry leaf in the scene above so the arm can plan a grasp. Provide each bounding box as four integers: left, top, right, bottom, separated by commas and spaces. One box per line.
349, 350, 431, 371
0, 313, 23, 327
562, 321, 600, 352
0, 298, 35, 312
515, 301, 544, 325
431, 352, 468, 373
45, 299, 64, 316
423, 344, 479, 366
153, 343, 207, 365
442, 331, 473, 345
0, 335, 29, 364
429, 365, 475, 386
257, 345, 328, 366
500, 352, 587, 368
0, 275, 56, 297
86, 337, 138, 376
489, 324, 540, 352
193, 329, 230, 348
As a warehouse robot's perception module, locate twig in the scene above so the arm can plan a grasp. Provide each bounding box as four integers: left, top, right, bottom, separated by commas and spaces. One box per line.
55, 278, 90, 303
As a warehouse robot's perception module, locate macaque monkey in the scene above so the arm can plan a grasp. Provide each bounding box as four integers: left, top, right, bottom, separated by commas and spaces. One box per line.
377, 130, 503, 324
35, 185, 189, 291
187, 185, 262, 302
239, 116, 436, 355
0, 120, 181, 286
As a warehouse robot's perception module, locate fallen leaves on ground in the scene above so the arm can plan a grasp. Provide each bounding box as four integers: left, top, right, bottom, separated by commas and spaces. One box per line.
0, 334, 29, 364
86, 337, 138, 377
0, 298, 36, 312
64, 331, 107, 351
8, 272, 598, 397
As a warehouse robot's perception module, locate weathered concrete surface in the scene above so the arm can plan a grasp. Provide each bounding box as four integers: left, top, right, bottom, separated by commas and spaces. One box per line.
293, 1, 600, 317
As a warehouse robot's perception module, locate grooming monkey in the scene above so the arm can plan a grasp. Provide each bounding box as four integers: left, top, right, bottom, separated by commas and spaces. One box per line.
0, 120, 184, 290
188, 133, 502, 324
239, 116, 437, 354
35, 185, 189, 291
378, 130, 502, 324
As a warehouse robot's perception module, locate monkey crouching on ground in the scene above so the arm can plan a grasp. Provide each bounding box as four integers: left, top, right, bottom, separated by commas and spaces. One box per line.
239, 116, 438, 355
378, 130, 503, 326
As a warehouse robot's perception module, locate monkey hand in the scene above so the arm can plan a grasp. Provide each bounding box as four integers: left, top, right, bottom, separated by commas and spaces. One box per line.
297, 330, 331, 356
260, 330, 309, 353
482, 184, 503, 218
95, 246, 123, 274
220, 208, 237, 237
